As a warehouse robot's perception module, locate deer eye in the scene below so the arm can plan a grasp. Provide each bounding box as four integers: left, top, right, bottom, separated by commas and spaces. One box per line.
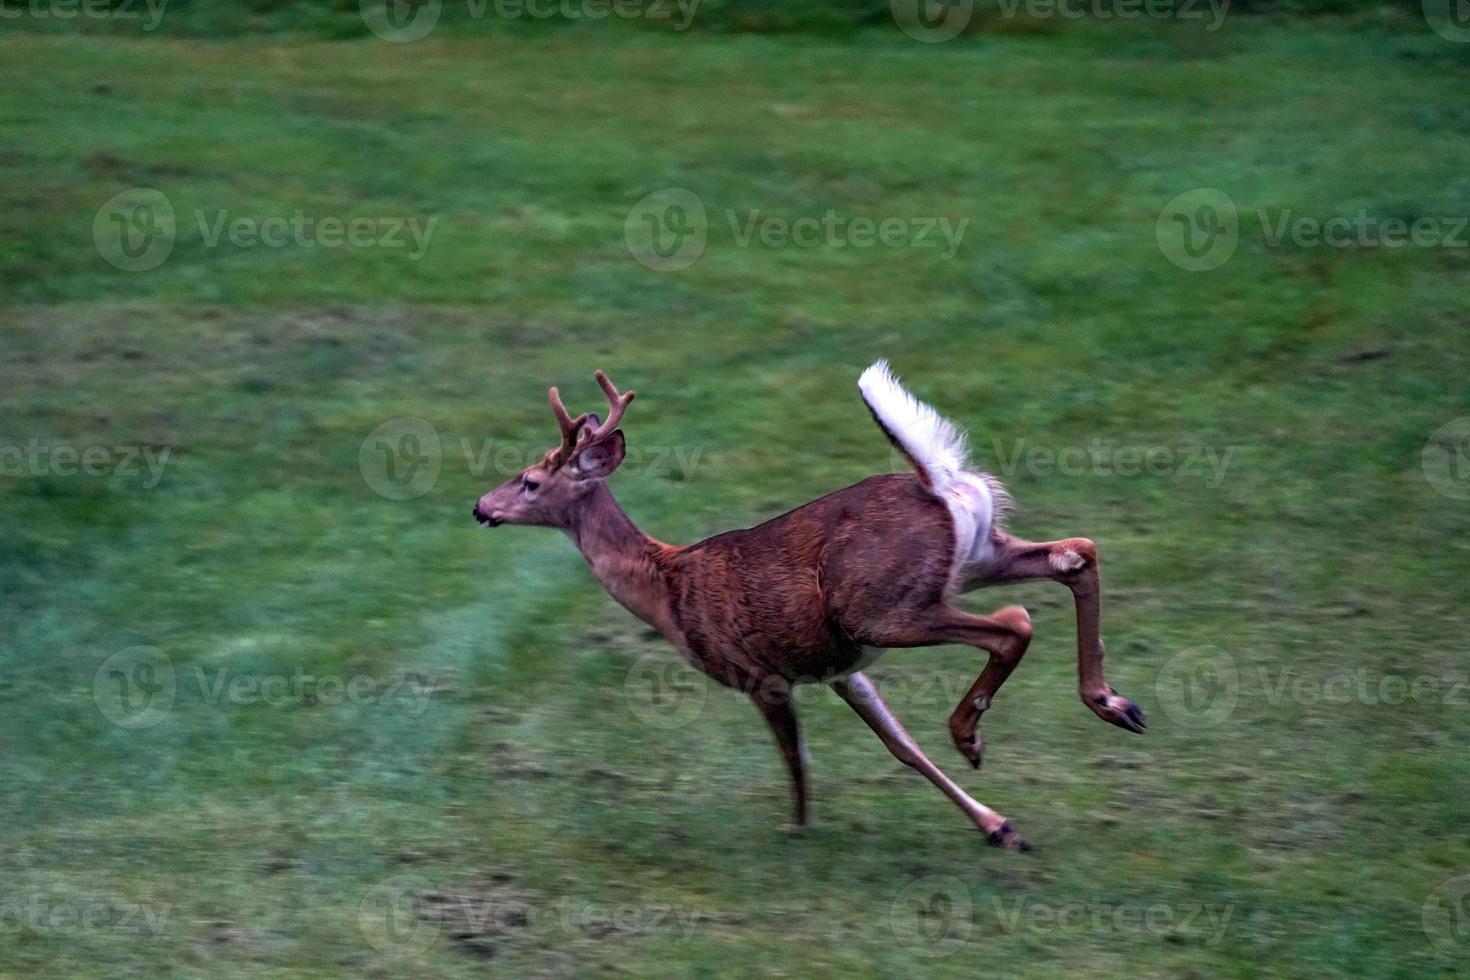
522, 476, 541, 493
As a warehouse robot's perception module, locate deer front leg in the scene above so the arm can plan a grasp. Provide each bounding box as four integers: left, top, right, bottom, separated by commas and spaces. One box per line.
980, 535, 1146, 734
831, 672, 1029, 851
750, 682, 809, 828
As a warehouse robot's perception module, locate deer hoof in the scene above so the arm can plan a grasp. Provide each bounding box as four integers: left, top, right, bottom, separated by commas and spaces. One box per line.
987, 820, 1032, 852
953, 730, 984, 769
1085, 688, 1147, 734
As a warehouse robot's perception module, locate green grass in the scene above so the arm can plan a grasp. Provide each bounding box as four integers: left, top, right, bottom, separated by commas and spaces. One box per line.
3, 17, 1469, 978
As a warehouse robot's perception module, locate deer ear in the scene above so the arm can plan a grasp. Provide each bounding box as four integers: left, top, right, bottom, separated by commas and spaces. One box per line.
571, 430, 625, 481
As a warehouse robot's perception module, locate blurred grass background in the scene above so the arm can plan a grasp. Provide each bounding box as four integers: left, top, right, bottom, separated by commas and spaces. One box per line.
2, 4, 1469, 977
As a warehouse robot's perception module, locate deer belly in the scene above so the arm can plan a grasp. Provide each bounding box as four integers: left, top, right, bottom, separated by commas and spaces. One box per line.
768, 641, 886, 683
841, 645, 887, 676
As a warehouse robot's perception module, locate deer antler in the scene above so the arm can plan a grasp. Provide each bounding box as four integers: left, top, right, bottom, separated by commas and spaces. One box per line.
580, 370, 635, 445
545, 372, 634, 466
547, 386, 589, 461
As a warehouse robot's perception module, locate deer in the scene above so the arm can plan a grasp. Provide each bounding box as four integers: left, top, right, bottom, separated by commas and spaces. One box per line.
472, 363, 1146, 850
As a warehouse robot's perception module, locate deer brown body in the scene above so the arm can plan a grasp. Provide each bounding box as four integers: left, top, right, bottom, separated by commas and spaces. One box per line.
473, 366, 1145, 849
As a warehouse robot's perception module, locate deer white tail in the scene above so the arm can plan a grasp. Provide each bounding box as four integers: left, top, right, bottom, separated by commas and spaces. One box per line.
859, 360, 1010, 580
858, 359, 969, 494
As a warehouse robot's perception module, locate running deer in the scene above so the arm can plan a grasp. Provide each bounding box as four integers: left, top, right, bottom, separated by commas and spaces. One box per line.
472, 363, 1145, 850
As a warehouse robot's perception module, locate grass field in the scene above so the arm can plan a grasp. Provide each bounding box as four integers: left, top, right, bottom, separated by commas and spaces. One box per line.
3, 13, 1469, 978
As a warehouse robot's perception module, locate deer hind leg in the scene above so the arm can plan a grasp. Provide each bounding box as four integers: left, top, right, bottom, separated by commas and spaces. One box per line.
934, 606, 1034, 769
859, 603, 1034, 770
750, 681, 809, 828
831, 672, 1029, 851
977, 534, 1146, 734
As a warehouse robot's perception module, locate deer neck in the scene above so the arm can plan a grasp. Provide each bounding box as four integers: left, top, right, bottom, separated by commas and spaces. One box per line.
565, 483, 675, 635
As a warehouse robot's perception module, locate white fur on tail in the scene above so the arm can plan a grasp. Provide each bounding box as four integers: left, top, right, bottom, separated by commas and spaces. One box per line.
858, 359, 968, 494
858, 359, 1006, 590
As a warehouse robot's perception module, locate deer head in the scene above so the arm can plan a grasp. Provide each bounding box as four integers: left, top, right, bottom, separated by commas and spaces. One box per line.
472, 371, 634, 529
